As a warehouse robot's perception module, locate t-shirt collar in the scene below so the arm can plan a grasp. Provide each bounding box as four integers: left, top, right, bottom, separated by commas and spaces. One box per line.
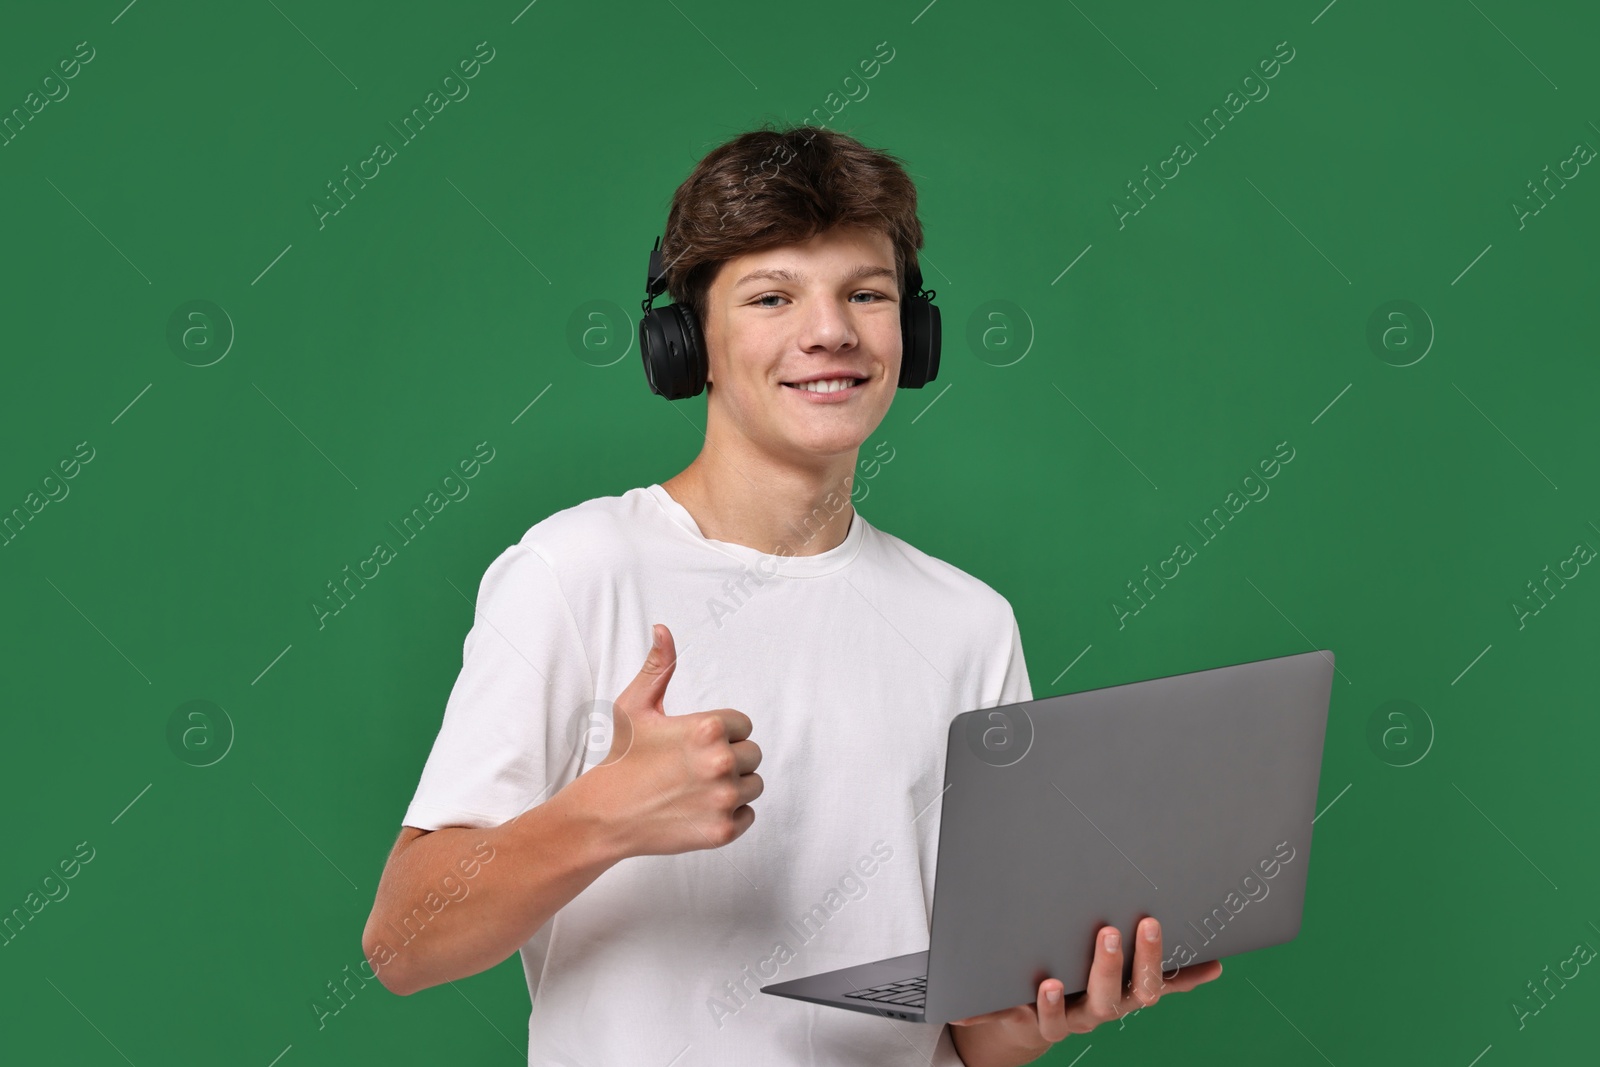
644, 483, 865, 578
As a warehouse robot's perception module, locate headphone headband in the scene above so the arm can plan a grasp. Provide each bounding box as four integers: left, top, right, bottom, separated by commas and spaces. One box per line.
644, 237, 669, 302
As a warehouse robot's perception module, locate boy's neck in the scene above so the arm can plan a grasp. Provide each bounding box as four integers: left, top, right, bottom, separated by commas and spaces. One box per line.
660, 450, 859, 558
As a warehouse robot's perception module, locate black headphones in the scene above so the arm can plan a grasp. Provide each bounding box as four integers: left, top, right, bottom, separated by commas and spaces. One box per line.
638, 236, 941, 400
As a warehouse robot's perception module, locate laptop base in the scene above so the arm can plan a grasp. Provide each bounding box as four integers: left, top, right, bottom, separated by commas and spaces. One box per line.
762, 950, 929, 1022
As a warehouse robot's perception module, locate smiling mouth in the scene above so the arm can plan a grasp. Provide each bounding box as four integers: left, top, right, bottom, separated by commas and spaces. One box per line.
782, 377, 867, 394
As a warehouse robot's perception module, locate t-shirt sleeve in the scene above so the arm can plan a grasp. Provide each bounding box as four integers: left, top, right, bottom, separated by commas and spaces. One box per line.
401, 541, 596, 831
998, 607, 1033, 705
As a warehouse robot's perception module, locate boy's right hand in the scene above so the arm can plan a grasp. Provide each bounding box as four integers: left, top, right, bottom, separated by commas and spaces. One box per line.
583, 623, 763, 858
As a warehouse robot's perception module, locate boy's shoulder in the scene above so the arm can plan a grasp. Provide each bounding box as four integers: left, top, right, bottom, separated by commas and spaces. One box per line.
513, 485, 647, 565
865, 520, 1017, 620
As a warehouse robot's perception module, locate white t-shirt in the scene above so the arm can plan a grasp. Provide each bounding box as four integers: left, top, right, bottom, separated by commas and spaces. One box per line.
403, 482, 1032, 1066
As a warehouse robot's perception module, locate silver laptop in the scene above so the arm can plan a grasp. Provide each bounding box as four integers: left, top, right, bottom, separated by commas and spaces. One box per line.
762, 648, 1335, 1026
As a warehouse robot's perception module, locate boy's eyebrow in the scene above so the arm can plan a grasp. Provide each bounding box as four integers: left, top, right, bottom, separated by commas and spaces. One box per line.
732, 264, 897, 288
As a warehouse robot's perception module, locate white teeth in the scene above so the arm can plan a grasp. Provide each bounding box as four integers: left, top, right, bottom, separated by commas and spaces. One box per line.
789, 377, 860, 393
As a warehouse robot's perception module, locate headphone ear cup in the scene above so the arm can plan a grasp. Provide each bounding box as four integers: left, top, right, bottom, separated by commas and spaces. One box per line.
639, 309, 667, 397
677, 303, 707, 395
639, 303, 708, 400
898, 296, 942, 388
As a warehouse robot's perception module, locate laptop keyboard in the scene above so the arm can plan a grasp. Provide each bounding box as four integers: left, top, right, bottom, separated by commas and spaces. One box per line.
844, 974, 926, 1008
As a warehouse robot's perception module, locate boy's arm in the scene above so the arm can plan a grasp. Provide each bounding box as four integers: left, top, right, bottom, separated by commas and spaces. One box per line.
362, 771, 625, 996
365, 622, 763, 996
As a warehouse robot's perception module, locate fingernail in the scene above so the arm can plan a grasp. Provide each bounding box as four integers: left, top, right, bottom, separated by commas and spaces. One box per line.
1144, 919, 1160, 942
1104, 930, 1119, 952
1046, 986, 1061, 1004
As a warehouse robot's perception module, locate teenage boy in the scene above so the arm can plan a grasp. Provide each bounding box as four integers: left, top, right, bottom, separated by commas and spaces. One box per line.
363, 124, 1219, 1067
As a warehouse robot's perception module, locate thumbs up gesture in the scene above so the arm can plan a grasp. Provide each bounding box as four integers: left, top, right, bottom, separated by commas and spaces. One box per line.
581, 624, 764, 858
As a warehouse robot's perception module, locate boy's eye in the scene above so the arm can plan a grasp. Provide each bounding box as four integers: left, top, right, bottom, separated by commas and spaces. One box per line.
753, 291, 886, 308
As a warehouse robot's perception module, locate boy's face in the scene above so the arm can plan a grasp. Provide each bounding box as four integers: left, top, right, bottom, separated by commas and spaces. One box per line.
701, 225, 901, 466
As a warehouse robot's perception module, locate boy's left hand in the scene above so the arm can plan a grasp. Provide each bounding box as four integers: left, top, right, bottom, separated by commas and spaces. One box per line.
948, 918, 1222, 1060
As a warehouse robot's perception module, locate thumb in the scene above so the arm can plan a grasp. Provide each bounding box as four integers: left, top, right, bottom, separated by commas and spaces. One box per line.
615, 623, 677, 716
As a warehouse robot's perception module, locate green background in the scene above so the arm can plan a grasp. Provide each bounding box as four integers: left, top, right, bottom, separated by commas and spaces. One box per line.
2, 0, 1595, 1064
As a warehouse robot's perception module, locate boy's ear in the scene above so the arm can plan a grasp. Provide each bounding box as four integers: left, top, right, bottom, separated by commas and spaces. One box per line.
702, 318, 714, 387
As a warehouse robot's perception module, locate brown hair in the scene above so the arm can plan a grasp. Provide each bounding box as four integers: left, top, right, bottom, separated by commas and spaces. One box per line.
658, 122, 925, 329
